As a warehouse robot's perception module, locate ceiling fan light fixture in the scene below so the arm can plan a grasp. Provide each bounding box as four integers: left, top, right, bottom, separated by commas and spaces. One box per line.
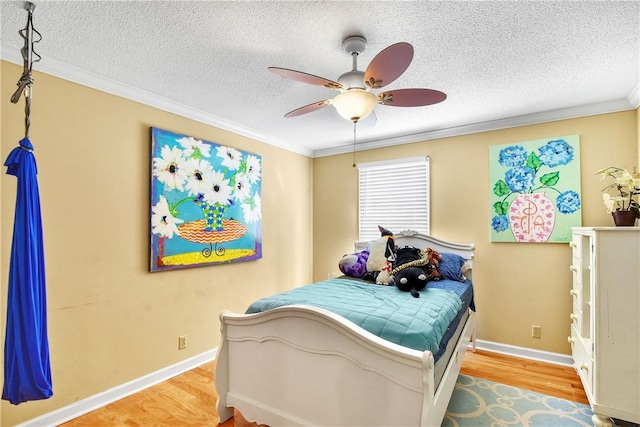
270, 38, 446, 122
332, 89, 377, 122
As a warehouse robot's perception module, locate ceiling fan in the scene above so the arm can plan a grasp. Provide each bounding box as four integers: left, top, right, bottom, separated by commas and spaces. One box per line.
269, 35, 447, 124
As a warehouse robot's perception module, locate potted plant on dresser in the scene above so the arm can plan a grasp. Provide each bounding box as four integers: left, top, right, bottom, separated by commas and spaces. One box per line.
595, 166, 640, 226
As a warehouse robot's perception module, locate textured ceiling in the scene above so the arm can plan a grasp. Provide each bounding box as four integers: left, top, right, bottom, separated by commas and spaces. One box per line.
1, 1, 639, 157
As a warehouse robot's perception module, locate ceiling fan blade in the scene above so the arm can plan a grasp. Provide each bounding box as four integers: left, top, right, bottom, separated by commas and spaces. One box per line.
364, 42, 414, 89
284, 99, 332, 118
377, 88, 447, 107
269, 67, 343, 90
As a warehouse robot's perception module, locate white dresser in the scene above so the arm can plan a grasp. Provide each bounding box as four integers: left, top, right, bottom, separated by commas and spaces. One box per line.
569, 227, 640, 426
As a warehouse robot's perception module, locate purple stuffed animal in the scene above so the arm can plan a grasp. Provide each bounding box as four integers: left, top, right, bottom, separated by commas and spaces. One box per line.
338, 250, 370, 278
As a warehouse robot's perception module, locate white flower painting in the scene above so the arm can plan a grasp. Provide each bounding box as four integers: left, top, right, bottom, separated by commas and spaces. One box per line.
150, 128, 262, 272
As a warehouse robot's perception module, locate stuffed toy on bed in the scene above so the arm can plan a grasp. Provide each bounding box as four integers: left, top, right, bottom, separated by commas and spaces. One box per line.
391, 246, 444, 297
338, 249, 369, 278
375, 260, 394, 285
392, 246, 429, 297
338, 226, 397, 283
366, 226, 395, 269
365, 226, 396, 284
423, 247, 443, 281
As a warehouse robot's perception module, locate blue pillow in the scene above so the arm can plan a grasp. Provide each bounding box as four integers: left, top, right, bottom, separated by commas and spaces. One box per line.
439, 252, 467, 282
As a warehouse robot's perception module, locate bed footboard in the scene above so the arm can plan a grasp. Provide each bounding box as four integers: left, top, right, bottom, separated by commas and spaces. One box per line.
215, 305, 475, 426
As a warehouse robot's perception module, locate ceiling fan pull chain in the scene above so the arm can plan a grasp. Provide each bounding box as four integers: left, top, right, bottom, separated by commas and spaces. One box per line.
352, 121, 357, 168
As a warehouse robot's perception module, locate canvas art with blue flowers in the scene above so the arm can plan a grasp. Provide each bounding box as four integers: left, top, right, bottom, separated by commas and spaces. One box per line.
150, 127, 262, 271
490, 136, 582, 243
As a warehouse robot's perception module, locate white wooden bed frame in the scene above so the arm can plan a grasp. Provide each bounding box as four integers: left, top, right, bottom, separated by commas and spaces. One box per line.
215, 230, 476, 426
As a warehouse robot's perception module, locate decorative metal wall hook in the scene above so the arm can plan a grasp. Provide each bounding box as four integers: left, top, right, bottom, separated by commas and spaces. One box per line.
10, 2, 41, 139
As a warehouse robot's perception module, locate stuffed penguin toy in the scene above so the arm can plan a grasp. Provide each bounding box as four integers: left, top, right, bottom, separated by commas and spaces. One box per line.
365, 226, 396, 281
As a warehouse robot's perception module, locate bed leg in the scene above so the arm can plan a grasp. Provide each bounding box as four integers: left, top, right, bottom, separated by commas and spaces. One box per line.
216, 316, 233, 424
218, 406, 233, 424
214, 384, 233, 423
471, 326, 477, 353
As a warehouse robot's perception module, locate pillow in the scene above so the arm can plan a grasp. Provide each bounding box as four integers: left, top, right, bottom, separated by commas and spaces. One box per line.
338, 250, 369, 278
438, 252, 468, 282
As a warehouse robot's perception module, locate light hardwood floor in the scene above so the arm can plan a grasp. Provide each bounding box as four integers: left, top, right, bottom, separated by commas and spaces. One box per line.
58, 349, 587, 426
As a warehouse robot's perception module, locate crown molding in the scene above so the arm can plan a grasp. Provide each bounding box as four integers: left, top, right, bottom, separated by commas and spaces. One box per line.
3, 42, 637, 160
628, 82, 640, 108
1, 43, 313, 157
314, 97, 638, 158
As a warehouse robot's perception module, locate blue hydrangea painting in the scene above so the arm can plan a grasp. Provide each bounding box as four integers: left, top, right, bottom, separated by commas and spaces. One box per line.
490, 136, 581, 243
150, 128, 262, 271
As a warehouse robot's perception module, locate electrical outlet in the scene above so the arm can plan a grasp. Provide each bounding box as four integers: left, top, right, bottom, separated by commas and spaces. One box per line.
532, 325, 542, 339
178, 335, 187, 350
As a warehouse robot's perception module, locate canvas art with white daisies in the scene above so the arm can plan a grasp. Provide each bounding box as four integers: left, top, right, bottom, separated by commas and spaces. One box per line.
150, 127, 262, 272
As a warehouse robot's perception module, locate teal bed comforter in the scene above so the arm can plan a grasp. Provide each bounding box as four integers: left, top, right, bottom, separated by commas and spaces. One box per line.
246, 278, 463, 354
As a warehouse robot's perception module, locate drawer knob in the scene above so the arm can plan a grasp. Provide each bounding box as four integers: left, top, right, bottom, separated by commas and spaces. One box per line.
570, 314, 578, 323
567, 336, 574, 345
569, 290, 578, 297
569, 265, 578, 272
580, 363, 589, 371
569, 242, 577, 248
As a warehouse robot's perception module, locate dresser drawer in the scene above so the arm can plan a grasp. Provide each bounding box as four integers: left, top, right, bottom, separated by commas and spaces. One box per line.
569, 261, 581, 289
569, 236, 581, 260
571, 325, 593, 400
570, 309, 582, 334
569, 287, 580, 310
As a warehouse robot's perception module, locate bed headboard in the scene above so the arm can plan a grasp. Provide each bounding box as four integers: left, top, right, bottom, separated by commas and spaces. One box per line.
354, 229, 475, 280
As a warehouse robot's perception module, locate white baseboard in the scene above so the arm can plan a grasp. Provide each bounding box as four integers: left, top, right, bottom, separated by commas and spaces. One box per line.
18, 349, 218, 427
469, 339, 574, 367
19, 340, 572, 426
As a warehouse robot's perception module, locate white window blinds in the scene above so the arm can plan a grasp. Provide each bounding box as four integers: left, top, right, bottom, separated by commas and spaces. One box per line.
357, 156, 430, 241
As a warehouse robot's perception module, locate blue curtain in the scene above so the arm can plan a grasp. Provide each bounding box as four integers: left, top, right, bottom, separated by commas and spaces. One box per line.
3, 137, 52, 404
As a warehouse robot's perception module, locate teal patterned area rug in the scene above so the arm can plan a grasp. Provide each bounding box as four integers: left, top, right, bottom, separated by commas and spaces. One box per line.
443, 375, 593, 426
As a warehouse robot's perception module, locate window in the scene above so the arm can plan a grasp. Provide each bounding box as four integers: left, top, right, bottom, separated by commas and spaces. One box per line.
357, 156, 430, 241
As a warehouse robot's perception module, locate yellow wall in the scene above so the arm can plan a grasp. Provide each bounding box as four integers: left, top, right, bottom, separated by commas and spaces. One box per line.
0, 61, 313, 425
313, 111, 638, 355
1, 59, 638, 424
